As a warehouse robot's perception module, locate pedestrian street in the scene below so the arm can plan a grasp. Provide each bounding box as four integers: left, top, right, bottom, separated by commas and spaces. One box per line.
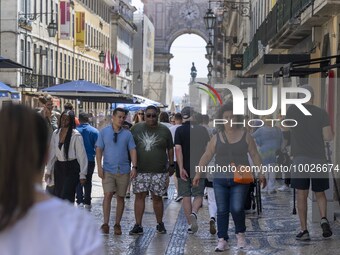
87, 168, 340, 255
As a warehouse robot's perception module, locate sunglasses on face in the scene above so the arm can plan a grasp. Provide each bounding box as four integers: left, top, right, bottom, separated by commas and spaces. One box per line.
138, 113, 144, 116
146, 113, 157, 118
113, 132, 118, 143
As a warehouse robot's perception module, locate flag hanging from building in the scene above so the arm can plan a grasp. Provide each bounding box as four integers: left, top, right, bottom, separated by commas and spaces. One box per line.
115, 56, 121, 75
75, 12, 85, 46
104, 51, 113, 71
60, 0, 71, 39
110, 54, 116, 74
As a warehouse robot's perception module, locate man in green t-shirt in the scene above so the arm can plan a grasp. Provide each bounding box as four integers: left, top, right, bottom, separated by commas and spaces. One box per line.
129, 105, 174, 235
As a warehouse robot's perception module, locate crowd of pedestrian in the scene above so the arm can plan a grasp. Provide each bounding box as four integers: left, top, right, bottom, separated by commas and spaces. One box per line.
0, 84, 334, 253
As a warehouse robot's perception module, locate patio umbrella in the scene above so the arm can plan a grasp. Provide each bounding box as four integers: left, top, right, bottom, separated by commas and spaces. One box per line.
40, 80, 134, 103
0, 81, 20, 99
116, 103, 149, 112
133, 94, 167, 108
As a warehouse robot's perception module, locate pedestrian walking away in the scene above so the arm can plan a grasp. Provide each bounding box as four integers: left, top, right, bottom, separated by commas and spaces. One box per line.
286, 85, 334, 241
175, 107, 210, 234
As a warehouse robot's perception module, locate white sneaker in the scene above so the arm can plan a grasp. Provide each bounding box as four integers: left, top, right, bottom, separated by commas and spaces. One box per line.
236, 233, 246, 249
189, 213, 198, 233
84, 204, 92, 210
278, 185, 290, 191
215, 238, 229, 252
77, 203, 84, 208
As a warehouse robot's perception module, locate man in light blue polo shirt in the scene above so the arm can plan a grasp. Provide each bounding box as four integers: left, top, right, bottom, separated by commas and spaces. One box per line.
96, 108, 137, 235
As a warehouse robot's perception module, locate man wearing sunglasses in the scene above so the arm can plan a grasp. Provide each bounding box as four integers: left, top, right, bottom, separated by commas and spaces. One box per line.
96, 108, 137, 235
129, 105, 175, 235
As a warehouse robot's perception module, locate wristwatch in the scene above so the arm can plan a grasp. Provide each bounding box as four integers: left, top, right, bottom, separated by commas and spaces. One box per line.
169, 163, 175, 167
132, 166, 137, 169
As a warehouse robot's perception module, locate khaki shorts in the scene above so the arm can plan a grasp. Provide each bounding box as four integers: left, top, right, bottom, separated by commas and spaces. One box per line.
132, 173, 168, 197
102, 172, 130, 197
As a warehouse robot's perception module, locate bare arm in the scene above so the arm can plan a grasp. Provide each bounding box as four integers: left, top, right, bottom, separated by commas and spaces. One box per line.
193, 135, 217, 184
167, 147, 175, 176
323, 126, 333, 142
96, 147, 104, 179
175, 144, 187, 180
129, 148, 137, 178
167, 147, 174, 165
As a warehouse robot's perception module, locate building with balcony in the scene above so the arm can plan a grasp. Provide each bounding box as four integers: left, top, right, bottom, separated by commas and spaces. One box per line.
0, 0, 113, 90
132, 13, 155, 95
242, 0, 340, 163
110, 0, 137, 93
224, 0, 340, 221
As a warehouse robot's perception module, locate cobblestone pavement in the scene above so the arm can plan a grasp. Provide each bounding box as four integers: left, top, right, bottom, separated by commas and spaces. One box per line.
87, 169, 340, 255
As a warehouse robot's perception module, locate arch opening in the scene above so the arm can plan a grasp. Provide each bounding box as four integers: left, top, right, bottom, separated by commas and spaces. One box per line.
170, 33, 209, 99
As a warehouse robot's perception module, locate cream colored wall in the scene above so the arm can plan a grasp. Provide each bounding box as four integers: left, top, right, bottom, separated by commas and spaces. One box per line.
56, 1, 111, 85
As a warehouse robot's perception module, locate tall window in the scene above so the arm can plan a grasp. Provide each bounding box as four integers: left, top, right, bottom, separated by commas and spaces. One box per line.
72, 13, 75, 39
40, 0, 43, 23
33, 44, 37, 72
55, 51, 58, 77
45, 0, 48, 25
34, 0, 37, 16
71, 57, 74, 80
39, 46, 43, 74
59, 52, 63, 78
45, 47, 49, 75
84, 61, 88, 80
82, 61, 84, 79
27, 42, 31, 68
20, 40, 25, 65
75, 59, 78, 80
64, 54, 67, 79
68, 56, 71, 79
50, 49, 53, 76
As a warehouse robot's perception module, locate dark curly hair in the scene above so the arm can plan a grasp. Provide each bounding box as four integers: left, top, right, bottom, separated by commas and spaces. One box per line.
57, 110, 76, 160
216, 102, 244, 132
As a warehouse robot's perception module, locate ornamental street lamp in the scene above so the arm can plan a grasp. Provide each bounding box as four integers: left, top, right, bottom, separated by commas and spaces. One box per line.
204, 8, 216, 30
125, 63, 142, 82
207, 71, 212, 82
98, 51, 105, 63
206, 39, 214, 56
207, 61, 213, 72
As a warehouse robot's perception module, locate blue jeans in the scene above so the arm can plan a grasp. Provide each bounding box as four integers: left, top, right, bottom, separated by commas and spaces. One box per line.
76, 161, 95, 205
213, 178, 249, 240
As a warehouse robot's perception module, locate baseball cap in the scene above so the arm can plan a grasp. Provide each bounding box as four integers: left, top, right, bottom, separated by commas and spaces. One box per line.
181, 106, 194, 119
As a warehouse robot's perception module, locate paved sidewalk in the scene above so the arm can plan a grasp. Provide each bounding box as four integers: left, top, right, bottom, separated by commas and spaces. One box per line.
87, 170, 340, 255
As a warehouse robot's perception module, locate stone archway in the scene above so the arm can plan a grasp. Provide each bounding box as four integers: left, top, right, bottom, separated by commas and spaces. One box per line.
142, 0, 210, 72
